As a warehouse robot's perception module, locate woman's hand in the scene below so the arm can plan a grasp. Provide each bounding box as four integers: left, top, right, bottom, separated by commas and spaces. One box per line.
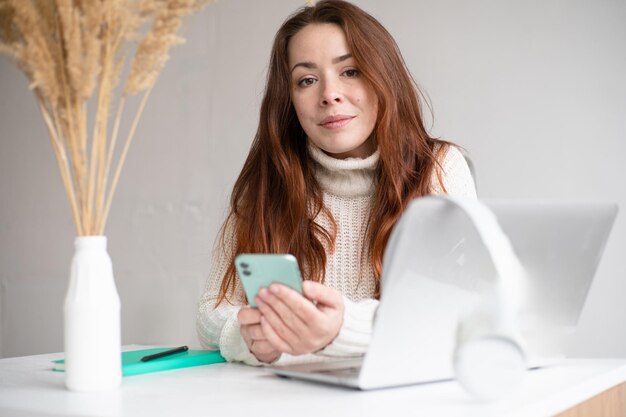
254, 280, 344, 355
238, 306, 282, 363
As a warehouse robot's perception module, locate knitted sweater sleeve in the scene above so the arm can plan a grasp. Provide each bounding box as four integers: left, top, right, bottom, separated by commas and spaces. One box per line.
318, 145, 478, 357
196, 220, 262, 366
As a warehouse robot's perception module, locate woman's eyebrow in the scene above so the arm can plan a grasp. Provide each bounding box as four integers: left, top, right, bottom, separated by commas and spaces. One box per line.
332, 53, 353, 64
290, 53, 353, 73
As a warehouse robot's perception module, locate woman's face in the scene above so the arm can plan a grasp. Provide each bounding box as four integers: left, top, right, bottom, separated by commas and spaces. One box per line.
288, 23, 378, 159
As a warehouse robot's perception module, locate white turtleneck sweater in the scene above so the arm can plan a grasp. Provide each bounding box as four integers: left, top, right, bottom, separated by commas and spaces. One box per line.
196, 143, 477, 366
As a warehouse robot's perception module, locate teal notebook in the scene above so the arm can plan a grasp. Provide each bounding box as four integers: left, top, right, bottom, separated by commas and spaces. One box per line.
52, 348, 225, 377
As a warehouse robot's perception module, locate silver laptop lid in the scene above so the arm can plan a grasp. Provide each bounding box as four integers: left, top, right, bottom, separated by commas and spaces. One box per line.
486, 201, 618, 359
359, 198, 617, 389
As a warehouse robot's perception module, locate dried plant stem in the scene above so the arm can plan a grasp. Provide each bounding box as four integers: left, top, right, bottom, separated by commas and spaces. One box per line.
87, 5, 117, 235
74, 99, 91, 233
96, 95, 126, 233
98, 86, 154, 235
50, 11, 85, 228
36, 98, 84, 235
88, 47, 112, 235
80, 101, 93, 234
94, 20, 128, 234
54, 13, 87, 233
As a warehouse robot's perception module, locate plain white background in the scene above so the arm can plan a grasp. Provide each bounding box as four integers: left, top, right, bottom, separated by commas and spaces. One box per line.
0, 0, 624, 358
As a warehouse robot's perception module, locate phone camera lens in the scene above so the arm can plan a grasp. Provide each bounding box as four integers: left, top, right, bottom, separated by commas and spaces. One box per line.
240, 262, 249, 268
242, 270, 251, 276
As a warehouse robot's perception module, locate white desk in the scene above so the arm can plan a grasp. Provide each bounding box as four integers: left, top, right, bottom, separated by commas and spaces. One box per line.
0, 347, 625, 417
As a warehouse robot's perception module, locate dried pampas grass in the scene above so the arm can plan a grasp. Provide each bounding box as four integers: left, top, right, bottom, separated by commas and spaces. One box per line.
0, 0, 212, 235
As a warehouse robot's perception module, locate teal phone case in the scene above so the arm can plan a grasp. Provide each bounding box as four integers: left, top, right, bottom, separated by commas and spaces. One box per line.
235, 254, 303, 307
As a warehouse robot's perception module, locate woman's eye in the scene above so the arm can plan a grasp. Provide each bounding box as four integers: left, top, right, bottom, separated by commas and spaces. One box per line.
297, 77, 316, 87
343, 69, 359, 77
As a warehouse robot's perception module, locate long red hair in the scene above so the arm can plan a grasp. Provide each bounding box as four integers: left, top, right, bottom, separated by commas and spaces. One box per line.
216, 0, 449, 305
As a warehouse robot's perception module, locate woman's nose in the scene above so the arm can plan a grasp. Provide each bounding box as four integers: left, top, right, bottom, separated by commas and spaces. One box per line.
320, 79, 344, 106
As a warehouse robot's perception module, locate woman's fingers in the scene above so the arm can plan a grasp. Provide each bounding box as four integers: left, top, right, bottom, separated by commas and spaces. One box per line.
256, 295, 299, 351
238, 310, 282, 363
260, 316, 294, 354
255, 283, 345, 354
303, 281, 343, 311
242, 284, 346, 356
238, 305, 261, 325
257, 285, 316, 328
243, 323, 265, 341
251, 339, 279, 356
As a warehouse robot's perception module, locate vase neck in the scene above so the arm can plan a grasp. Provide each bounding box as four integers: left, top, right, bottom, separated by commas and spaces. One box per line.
74, 236, 107, 250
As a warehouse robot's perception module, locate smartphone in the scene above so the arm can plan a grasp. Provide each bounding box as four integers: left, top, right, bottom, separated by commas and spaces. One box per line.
235, 254, 304, 308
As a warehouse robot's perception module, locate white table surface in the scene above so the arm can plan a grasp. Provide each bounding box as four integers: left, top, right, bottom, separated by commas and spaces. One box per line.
1, 346, 625, 417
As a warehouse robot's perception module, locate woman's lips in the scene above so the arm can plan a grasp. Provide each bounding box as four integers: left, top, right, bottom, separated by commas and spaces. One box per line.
319, 115, 355, 129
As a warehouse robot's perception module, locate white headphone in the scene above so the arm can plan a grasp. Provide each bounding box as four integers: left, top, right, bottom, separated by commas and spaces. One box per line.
438, 196, 527, 400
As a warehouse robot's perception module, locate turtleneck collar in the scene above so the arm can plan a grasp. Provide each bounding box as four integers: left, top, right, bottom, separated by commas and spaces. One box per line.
307, 141, 379, 197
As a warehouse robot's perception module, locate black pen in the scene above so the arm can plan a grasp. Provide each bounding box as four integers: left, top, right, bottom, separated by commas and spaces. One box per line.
141, 346, 189, 362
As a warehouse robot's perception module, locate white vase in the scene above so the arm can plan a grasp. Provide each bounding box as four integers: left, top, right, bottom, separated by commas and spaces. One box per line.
64, 235, 122, 391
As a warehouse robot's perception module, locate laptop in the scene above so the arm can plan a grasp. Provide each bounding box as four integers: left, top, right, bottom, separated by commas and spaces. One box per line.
268, 197, 618, 390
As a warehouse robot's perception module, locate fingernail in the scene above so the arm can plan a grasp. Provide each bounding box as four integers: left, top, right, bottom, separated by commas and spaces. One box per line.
255, 297, 264, 307
258, 288, 268, 298
270, 284, 280, 294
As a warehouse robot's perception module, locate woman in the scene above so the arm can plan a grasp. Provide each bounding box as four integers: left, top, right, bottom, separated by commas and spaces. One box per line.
197, 0, 476, 365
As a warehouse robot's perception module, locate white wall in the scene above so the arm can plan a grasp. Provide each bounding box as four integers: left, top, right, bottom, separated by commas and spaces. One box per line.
1, 0, 624, 358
